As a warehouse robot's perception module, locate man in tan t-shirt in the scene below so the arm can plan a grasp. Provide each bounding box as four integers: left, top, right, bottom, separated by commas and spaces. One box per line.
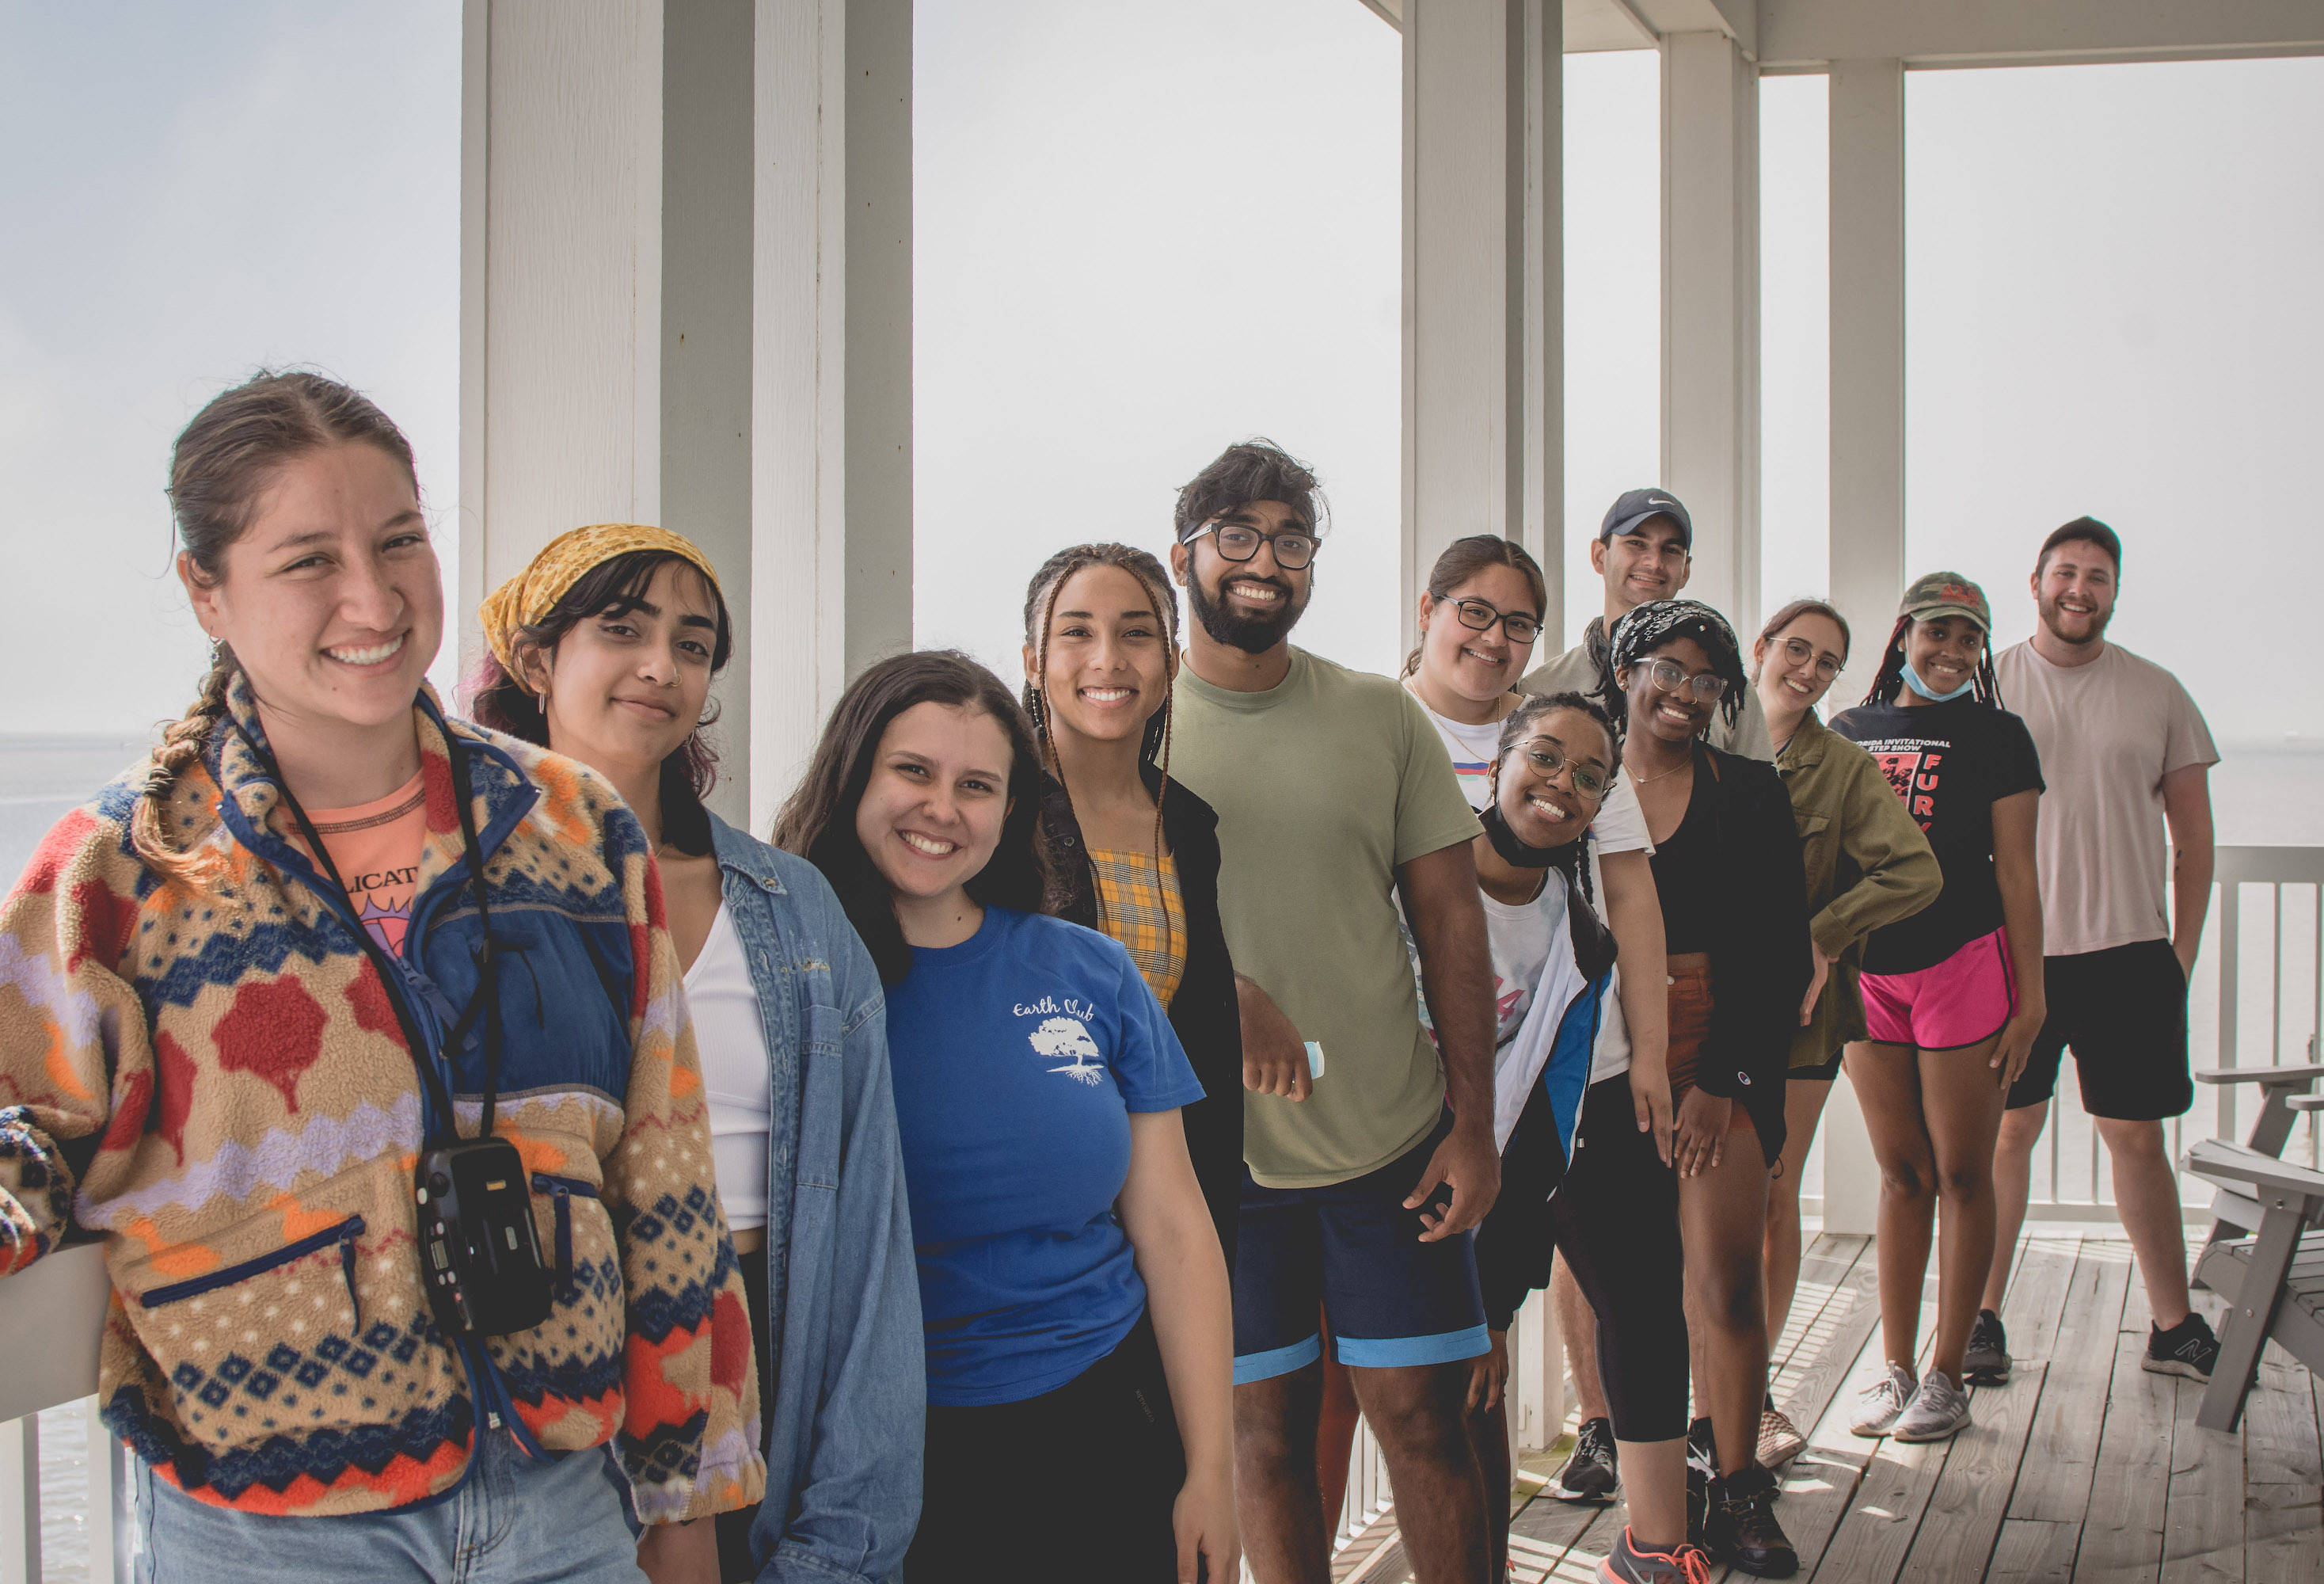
1165, 440, 1501, 1583
1975, 516, 2222, 1389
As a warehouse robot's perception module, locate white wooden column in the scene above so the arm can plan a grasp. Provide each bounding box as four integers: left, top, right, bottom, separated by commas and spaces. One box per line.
1816, 57, 1908, 1237
1827, 58, 1906, 678
1401, 0, 1563, 649
459, 0, 908, 831
459, 0, 762, 826
460, 0, 668, 637
750, 0, 912, 832
1660, 29, 1760, 631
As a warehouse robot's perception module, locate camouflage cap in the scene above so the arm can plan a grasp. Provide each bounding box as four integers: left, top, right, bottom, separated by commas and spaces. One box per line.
1900, 570, 1991, 631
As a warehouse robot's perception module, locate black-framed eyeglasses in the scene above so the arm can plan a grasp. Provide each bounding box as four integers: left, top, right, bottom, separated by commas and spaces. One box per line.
1776, 635, 1841, 682
1442, 596, 1542, 646
1512, 738, 1609, 799
1634, 657, 1729, 703
1187, 519, 1318, 570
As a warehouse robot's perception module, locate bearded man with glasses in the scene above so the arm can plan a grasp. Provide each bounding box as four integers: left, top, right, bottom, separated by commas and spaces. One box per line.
1165, 440, 1501, 1584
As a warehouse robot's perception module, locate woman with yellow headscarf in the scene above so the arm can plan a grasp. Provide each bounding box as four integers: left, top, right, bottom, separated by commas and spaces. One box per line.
472, 526, 923, 1583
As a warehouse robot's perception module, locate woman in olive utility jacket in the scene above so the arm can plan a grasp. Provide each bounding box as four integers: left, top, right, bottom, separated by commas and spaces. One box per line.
1752, 599, 1942, 1468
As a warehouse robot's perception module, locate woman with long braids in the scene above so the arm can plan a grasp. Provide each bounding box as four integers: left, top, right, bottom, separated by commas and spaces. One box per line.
1606, 599, 1810, 1575
1020, 543, 1242, 1269
775, 651, 1236, 1583
1417, 691, 1705, 1584
1828, 575, 2044, 1445
1748, 600, 1942, 1470
0, 373, 759, 1580
471, 524, 922, 1583
1402, 534, 1672, 1513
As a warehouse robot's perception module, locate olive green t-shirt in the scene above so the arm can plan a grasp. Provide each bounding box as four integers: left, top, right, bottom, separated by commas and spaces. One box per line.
1170, 649, 1483, 1188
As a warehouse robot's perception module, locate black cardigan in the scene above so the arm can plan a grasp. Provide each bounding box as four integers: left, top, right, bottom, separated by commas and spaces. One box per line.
1679, 741, 1813, 1164
1043, 765, 1245, 1274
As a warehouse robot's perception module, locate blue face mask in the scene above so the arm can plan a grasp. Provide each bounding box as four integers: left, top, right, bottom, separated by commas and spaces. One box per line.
1901, 661, 1977, 703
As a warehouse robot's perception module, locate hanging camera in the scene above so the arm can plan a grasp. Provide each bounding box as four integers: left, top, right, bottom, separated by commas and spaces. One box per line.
249, 722, 553, 1341
416, 1132, 551, 1338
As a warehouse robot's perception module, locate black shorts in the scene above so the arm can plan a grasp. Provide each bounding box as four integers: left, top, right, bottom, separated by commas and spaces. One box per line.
2006, 939, 2193, 1121
909, 1310, 1186, 1582
1791, 1046, 1845, 1082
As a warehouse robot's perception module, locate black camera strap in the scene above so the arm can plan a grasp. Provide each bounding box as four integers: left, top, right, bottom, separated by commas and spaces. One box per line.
233, 717, 508, 1145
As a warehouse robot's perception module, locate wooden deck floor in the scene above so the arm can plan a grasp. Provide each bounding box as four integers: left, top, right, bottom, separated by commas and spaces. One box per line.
1331, 1230, 2324, 1583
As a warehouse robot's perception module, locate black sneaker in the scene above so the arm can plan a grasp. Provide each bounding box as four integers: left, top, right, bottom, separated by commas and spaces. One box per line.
1598, 1525, 1714, 1583
1684, 1417, 1715, 1544
1706, 1465, 1800, 1578
1964, 1308, 2012, 1385
2143, 1312, 2221, 1382
1554, 1416, 1621, 1502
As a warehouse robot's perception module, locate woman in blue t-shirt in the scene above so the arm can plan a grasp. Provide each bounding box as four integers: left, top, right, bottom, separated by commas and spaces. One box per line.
774, 649, 1238, 1584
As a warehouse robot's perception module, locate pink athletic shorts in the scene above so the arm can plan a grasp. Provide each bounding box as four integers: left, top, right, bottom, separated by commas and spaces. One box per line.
1858, 926, 2017, 1051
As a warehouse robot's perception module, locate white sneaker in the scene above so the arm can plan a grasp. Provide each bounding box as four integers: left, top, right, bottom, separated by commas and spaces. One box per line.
1849, 1361, 1917, 1437
1892, 1369, 1972, 1443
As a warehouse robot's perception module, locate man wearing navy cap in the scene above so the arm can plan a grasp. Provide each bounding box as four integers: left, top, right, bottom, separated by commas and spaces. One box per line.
1517, 488, 1772, 1509
1520, 489, 1774, 760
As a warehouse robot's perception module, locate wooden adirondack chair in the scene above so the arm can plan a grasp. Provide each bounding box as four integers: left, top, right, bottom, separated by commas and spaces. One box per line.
2185, 1124, 2324, 1433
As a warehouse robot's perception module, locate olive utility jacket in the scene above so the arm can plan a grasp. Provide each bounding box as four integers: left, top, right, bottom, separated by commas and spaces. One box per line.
1774, 710, 1945, 1068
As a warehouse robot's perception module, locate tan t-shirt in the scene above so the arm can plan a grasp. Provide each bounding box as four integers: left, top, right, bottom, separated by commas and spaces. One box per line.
1994, 640, 2218, 958
1170, 648, 1483, 1188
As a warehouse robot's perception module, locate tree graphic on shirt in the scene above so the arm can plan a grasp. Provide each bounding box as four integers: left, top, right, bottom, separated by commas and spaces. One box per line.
1029, 1016, 1105, 1086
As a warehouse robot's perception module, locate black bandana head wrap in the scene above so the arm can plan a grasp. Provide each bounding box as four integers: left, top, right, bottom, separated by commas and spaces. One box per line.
1606, 598, 1748, 735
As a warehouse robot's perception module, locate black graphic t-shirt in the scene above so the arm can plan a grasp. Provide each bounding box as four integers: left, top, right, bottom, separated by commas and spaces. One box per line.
1827, 695, 2044, 975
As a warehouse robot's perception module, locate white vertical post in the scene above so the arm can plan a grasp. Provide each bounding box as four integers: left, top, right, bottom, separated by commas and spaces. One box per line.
750, 0, 914, 832
1402, 0, 1564, 646
84, 1396, 117, 1584
1820, 1069, 1881, 1236
1522, 0, 1565, 628
1660, 30, 1761, 632
1827, 58, 1907, 687
459, 0, 771, 821
661, 0, 759, 828
0, 1414, 37, 1584
1813, 59, 1907, 1232
1402, 0, 1523, 652
1510, 1286, 1566, 1453
461, 0, 667, 609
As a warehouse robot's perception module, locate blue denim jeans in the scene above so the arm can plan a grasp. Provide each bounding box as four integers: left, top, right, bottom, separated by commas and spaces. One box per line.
134, 1432, 644, 1583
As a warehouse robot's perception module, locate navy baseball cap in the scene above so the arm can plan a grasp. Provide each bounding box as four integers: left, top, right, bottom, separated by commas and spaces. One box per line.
1600, 489, 1693, 548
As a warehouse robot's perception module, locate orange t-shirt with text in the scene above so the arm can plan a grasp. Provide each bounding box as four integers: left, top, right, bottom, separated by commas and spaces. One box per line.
294, 773, 427, 955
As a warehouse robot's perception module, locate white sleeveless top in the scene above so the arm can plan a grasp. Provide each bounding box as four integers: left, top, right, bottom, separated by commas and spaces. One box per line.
683, 901, 774, 1231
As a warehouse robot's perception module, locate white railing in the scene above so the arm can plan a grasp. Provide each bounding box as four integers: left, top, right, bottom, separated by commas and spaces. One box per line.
0, 1243, 124, 1584
1812, 845, 2324, 1228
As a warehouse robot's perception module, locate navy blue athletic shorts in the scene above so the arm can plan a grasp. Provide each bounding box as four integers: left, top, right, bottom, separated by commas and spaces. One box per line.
1231, 1110, 1489, 1383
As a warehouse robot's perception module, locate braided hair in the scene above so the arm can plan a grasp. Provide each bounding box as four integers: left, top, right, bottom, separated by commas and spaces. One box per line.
1603, 599, 1748, 741
1858, 615, 2004, 710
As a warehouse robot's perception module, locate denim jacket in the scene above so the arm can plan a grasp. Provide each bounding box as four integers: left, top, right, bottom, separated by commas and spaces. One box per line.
709, 814, 923, 1582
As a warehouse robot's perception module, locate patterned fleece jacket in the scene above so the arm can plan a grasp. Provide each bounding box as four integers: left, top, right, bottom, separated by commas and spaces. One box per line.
0, 679, 765, 1521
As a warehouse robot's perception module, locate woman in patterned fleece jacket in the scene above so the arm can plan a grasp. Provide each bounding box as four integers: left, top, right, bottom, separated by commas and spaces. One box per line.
0, 373, 761, 1578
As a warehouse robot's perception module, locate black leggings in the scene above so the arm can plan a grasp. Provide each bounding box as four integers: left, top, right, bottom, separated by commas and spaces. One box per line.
714, 1241, 779, 1582
907, 1310, 1187, 1582
1477, 1072, 1688, 1442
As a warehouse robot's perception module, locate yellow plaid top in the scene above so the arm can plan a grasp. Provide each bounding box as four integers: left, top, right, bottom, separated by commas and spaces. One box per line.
1086, 846, 1186, 1008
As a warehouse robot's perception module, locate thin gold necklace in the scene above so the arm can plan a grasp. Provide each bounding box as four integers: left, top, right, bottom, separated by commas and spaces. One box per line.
1627, 755, 1691, 786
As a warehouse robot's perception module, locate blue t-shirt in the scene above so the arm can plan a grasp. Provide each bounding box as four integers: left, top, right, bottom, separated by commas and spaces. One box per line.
884, 905, 1206, 1407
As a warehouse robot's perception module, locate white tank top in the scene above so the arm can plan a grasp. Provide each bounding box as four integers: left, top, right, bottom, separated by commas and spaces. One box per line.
683, 901, 773, 1231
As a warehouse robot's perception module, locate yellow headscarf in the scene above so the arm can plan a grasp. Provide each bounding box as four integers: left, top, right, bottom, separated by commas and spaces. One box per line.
477, 523, 724, 691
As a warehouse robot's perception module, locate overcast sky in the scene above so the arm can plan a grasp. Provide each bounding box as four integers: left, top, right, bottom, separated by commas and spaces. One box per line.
2, 2, 2318, 760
